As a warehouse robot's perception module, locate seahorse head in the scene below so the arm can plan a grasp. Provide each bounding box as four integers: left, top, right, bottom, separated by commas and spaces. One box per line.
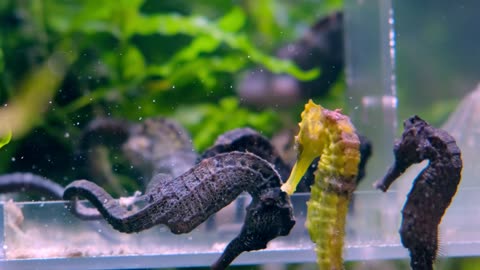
394, 115, 431, 165
281, 99, 359, 194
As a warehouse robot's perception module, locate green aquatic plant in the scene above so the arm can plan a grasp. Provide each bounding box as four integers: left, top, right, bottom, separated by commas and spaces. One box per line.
173, 96, 280, 151
282, 99, 360, 269
0, 128, 11, 149
0, 1, 319, 176
42, 1, 318, 96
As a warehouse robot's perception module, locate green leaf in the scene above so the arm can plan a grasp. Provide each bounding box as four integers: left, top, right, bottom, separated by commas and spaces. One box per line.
174, 96, 280, 151
244, 0, 281, 45
45, 0, 145, 39
0, 43, 4, 74
168, 36, 221, 64
0, 128, 11, 149
122, 46, 146, 81
218, 7, 246, 32
133, 10, 318, 81
147, 55, 248, 89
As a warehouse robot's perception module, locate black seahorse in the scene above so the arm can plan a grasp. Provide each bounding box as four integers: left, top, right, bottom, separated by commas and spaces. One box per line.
0, 153, 295, 269
63, 151, 295, 270
79, 116, 197, 185
201, 127, 373, 192
237, 11, 344, 107
198, 127, 291, 181
374, 115, 462, 270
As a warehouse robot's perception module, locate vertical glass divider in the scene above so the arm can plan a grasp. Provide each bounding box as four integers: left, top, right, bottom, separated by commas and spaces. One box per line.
344, 0, 398, 190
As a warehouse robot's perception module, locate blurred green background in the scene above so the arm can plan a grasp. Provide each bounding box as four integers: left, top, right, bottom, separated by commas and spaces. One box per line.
0, 0, 343, 184
395, 0, 480, 128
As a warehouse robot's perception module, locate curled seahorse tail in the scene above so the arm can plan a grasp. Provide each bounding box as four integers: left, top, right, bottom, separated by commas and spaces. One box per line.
63, 180, 120, 220
0, 172, 64, 199
64, 180, 153, 233
211, 237, 245, 270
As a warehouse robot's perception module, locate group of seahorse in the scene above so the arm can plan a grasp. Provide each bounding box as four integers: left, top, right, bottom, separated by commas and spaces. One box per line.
0, 99, 462, 270
0, 116, 299, 269
279, 100, 462, 270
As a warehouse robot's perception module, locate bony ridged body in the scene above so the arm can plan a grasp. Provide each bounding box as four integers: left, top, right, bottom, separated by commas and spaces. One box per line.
281, 100, 360, 270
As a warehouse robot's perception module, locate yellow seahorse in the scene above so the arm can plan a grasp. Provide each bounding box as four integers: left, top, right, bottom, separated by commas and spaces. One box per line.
281, 99, 360, 270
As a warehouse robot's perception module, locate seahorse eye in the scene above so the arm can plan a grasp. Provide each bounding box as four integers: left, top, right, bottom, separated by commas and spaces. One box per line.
404, 115, 421, 129
393, 139, 402, 152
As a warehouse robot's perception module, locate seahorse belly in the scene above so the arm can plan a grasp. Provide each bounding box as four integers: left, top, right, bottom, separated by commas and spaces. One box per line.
307, 173, 352, 269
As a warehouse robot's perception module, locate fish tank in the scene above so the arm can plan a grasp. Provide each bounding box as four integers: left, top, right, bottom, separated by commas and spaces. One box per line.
0, 0, 479, 269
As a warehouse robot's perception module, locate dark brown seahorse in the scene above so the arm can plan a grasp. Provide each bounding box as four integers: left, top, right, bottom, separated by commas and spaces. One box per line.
63, 151, 295, 270
201, 127, 373, 192
198, 127, 291, 181
0, 155, 295, 267
374, 115, 462, 270
198, 127, 297, 229
80, 116, 197, 184
237, 11, 344, 107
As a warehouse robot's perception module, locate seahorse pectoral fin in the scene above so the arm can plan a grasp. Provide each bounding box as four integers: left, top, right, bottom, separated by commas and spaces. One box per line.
281, 152, 317, 194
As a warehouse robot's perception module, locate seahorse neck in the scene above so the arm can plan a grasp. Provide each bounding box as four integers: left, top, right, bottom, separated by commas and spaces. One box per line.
423, 129, 462, 173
